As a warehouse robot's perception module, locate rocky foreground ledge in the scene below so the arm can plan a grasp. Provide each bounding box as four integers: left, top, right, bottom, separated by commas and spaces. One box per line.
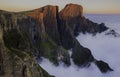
0, 3, 113, 77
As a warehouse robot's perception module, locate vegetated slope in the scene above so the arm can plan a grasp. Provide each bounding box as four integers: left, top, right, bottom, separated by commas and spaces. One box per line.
0, 3, 113, 77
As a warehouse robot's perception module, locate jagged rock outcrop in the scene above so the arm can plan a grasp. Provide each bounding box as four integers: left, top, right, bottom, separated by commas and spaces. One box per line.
0, 3, 113, 75
72, 42, 94, 67
58, 3, 113, 72
59, 3, 108, 36
95, 60, 113, 73
57, 16, 94, 66
25, 5, 71, 65
27, 5, 60, 45
0, 10, 70, 66
105, 29, 120, 37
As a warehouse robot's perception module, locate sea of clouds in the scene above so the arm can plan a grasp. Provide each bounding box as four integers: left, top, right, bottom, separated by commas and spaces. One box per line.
39, 14, 120, 77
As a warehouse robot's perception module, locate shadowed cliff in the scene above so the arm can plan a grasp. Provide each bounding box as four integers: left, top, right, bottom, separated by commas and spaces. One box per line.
0, 12, 55, 77
0, 3, 113, 77
59, 4, 108, 36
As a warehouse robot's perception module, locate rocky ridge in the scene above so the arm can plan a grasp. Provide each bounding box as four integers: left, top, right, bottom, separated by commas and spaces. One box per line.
0, 12, 54, 77
0, 3, 113, 77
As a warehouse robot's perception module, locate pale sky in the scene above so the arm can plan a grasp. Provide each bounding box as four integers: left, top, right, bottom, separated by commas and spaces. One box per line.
0, 0, 120, 14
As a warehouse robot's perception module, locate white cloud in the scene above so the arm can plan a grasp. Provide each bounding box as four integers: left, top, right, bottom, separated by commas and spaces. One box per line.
39, 14, 120, 77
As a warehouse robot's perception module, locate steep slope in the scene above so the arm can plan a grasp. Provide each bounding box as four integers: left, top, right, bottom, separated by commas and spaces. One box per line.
0, 43, 54, 77
0, 3, 113, 76
26, 4, 112, 72
0, 12, 54, 77
59, 3, 108, 36
27, 5, 60, 45
58, 3, 113, 72
26, 5, 71, 65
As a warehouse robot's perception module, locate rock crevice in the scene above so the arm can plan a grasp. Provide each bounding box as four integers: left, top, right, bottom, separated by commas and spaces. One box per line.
0, 3, 113, 77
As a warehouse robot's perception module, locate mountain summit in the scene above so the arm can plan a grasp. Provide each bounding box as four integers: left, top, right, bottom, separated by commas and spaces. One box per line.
59, 3, 83, 18
0, 3, 113, 77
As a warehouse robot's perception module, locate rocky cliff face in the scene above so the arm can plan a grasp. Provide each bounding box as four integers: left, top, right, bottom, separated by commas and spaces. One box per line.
25, 5, 71, 65
0, 12, 54, 77
59, 3, 83, 19
0, 43, 54, 77
0, 3, 113, 77
27, 5, 60, 45
59, 4, 108, 36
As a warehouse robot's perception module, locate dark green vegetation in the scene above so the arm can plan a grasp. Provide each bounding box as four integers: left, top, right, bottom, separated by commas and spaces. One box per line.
3, 29, 26, 49
0, 3, 113, 77
0, 13, 54, 77
0, 42, 54, 77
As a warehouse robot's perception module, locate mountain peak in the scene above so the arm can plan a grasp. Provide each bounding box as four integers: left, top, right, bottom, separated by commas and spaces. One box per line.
59, 3, 83, 19
27, 5, 58, 19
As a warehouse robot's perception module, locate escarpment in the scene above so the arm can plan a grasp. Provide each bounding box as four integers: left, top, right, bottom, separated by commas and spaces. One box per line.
26, 5, 70, 65
27, 5, 60, 45
0, 42, 54, 77
0, 13, 54, 77
0, 3, 113, 77
59, 4, 108, 36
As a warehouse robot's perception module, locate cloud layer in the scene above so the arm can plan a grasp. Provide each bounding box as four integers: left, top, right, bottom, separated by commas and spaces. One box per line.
39, 14, 120, 77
